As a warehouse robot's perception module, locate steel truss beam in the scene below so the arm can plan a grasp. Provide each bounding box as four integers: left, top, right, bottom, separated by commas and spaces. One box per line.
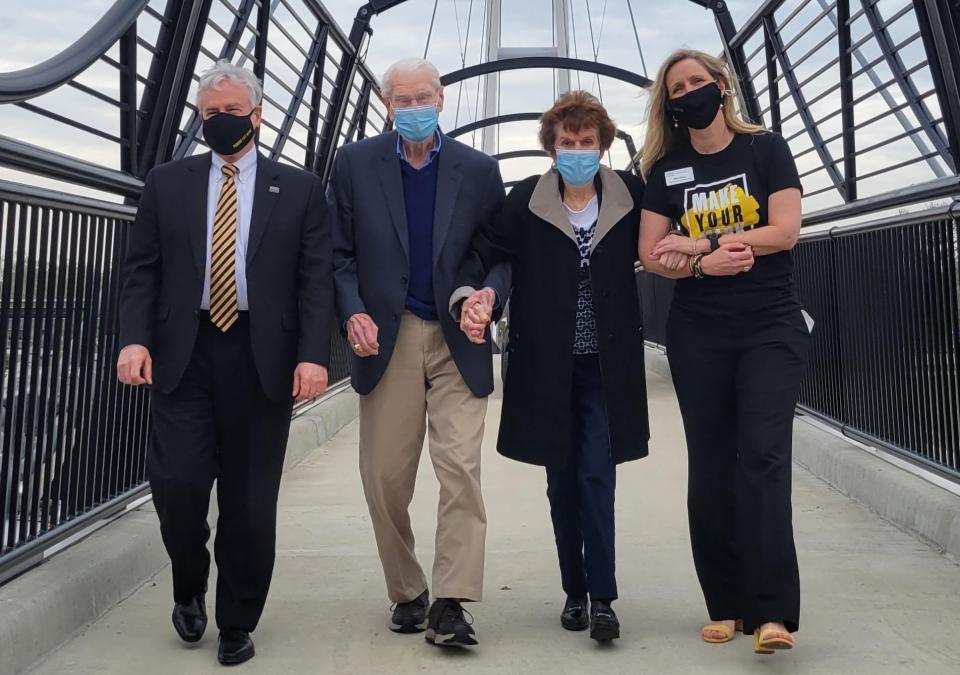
137, 0, 214, 178
859, 0, 953, 171
271, 24, 328, 162
763, 14, 847, 200
914, 0, 960, 173
440, 57, 652, 89
343, 80, 373, 144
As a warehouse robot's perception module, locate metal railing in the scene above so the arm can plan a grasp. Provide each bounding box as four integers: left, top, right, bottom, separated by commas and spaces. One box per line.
794, 202, 960, 479
637, 201, 960, 481
0, 183, 150, 574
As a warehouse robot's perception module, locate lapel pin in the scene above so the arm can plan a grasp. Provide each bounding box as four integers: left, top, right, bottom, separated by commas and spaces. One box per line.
269, 185, 280, 193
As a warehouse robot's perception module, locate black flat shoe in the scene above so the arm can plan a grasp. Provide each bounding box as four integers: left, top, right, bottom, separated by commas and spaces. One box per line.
560, 596, 589, 631
172, 594, 206, 643
218, 629, 255, 666
589, 600, 620, 642
390, 589, 429, 633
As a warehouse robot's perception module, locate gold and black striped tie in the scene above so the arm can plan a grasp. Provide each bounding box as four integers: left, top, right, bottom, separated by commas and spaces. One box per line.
209, 163, 239, 332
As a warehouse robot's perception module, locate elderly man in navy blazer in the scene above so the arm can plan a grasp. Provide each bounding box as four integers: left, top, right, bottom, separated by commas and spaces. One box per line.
328, 57, 509, 647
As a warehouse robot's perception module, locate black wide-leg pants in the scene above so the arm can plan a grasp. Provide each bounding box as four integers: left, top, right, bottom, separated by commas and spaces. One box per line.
148, 313, 292, 632
666, 306, 810, 634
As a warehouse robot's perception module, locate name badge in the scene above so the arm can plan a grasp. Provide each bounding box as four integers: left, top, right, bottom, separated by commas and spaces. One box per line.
665, 167, 695, 186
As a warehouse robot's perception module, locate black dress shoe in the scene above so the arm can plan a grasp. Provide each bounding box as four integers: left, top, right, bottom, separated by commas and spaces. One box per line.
390, 589, 429, 633
172, 594, 207, 643
560, 595, 589, 631
589, 600, 620, 642
218, 629, 255, 666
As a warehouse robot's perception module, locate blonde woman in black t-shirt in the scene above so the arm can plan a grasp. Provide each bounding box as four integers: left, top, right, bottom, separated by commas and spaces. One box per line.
638, 48, 811, 655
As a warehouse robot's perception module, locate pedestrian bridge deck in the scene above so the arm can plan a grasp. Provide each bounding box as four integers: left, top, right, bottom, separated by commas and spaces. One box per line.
26, 363, 960, 675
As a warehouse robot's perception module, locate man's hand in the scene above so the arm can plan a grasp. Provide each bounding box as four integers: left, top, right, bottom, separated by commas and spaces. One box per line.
117, 344, 153, 386
346, 313, 379, 357
459, 287, 496, 345
292, 362, 329, 402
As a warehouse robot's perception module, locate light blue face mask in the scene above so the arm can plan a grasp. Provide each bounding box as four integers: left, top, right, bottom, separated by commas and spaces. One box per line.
394, 104, 439, 143
555, 149, 600, 187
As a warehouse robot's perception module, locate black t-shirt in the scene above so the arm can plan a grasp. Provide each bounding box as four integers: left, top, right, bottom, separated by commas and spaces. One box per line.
643, 132, 802, 318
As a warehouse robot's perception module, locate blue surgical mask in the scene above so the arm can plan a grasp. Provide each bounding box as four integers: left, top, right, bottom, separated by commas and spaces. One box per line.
393, 104, 439, 143
555, 149, 600, 187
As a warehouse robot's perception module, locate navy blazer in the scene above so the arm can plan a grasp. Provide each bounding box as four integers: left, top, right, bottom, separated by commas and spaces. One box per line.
328, 131, 510, 397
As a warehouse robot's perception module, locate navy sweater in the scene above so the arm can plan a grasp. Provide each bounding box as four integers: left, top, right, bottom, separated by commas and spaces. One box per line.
401, 156, 440, 320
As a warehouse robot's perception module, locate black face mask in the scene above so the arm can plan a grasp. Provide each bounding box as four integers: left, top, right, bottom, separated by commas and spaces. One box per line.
202, 111, 256, 156
667, 82, 723, 130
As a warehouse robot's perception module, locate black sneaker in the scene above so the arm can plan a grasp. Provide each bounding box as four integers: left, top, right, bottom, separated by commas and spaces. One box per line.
390, 590, 429, 633
589, 600, 620, 642
424, 598, 478, 647
560, 595, 589, 631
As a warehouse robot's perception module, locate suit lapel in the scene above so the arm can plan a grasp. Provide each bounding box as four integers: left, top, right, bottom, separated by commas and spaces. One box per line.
246, 153, 280, 266
528, 170, 578, 246
432, 139, 461, 268
377, 133, 410, 261
186, 153, 212, 276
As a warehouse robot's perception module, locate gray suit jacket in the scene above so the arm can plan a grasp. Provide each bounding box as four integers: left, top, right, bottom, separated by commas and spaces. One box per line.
328, 131, 510, 396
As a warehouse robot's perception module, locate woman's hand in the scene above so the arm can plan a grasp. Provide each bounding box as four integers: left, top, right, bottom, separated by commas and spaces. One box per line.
651, 233, 697, 259
701, 243, 754, 276
660, 251, 690, 271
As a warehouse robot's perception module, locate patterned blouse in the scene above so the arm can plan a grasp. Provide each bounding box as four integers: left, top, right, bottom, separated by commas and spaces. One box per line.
567, 199, 599, 355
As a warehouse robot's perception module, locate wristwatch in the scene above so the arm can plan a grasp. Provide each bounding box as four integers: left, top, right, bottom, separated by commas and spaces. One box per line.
707, 233, 721, 252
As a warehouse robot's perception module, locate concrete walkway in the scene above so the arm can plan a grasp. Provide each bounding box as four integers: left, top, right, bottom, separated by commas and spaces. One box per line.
28, 365, 960, 674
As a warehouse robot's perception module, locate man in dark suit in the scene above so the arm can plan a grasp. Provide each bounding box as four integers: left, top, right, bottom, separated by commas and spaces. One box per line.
117, 60, 332, 666
328, 57, 509, 647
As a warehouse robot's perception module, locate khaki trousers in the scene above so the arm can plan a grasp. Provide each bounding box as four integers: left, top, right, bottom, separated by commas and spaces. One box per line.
359, 312, 488, 603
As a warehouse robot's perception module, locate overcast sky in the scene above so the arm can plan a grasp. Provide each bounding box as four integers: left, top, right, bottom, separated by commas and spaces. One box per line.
0, 0, 951, 217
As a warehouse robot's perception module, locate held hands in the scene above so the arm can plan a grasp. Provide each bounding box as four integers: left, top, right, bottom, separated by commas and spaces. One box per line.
459, 287, 496, 345
117, 344, 152, 386
650, 233, 694, 271
651, 233, 697, 258
292, 362, 328, 402
347, 313, 379, 357
650, 232, 754, 276
702, 242, 754, 276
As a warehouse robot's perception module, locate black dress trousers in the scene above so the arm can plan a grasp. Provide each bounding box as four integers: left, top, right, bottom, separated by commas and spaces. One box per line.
148, 312, 292, 632
666, 306, 810, 634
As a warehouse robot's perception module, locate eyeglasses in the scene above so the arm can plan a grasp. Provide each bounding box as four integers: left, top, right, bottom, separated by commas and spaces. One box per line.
390, 93, 437, 108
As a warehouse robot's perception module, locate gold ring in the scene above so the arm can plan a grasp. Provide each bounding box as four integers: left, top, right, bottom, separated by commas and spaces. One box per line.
353, 343, 361, 350
743, 266, 751, 272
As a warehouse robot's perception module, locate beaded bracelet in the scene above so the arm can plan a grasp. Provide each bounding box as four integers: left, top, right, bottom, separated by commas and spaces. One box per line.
689, 253, 706, 279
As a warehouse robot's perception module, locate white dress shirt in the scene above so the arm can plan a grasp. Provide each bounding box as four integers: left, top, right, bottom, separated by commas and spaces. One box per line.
201, 149, 257, 311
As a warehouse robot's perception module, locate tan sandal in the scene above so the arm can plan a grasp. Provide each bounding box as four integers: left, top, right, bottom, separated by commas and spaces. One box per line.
753, 626, 794, 654
701, 619, 742, 644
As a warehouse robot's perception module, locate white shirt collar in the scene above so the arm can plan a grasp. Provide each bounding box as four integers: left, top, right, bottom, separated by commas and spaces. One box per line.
212, 147, 258, 183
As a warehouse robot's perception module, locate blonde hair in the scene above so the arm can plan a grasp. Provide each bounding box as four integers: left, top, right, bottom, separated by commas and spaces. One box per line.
641, 49, 764, 177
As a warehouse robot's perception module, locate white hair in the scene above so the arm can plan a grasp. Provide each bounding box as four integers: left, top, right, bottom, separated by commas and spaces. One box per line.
381, 58, 441, 99
196, 60, 263, 109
